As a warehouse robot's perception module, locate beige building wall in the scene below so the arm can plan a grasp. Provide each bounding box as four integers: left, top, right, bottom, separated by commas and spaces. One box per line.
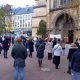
35, 0, 46, 6
32, 7, 47, 17
32, 5, 47, 37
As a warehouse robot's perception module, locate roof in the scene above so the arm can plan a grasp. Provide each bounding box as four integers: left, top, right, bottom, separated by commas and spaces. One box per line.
11, 6, 33, 15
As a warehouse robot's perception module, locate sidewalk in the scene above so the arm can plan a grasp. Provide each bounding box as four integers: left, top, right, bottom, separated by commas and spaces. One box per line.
0, 46, 71, 80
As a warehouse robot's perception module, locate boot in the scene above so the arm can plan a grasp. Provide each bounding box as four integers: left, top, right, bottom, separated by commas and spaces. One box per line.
38, 60, 42, 67
38, 60, 41, 67
67, 67, 71, 74
55, 65, 59, 69
40, 60, 42, 67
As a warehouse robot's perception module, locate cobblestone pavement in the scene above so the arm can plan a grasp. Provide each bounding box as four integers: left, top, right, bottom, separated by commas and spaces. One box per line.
0, 45, 71, 80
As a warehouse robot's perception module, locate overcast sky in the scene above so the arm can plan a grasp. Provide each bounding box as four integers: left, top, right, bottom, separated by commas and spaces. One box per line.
0, 0, 35, 7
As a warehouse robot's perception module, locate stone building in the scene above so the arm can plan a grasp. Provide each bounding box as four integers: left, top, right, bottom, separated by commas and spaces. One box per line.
32, 0, 80, 43
47, 0, 80, 43
32, 0, 47, 38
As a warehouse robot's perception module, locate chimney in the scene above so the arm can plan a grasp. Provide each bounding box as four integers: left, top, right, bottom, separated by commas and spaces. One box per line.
26, 5, 29, 11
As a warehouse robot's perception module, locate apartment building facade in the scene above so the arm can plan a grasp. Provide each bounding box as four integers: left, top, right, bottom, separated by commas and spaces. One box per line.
12, 6, 33, 36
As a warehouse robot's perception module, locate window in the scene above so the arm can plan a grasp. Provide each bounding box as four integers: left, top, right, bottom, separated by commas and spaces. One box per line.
18, 16, 19, 20
26, 15, 28, 20
23, 24, 24, 27
20, 16, 22, 20
25, 24, 27, 28
28, 15, 30, 20
28, 22, 30, 28
53, 0, 61, 8
60, 0, 64, 5
60, 0, 72, 5
53, 0, 57, 8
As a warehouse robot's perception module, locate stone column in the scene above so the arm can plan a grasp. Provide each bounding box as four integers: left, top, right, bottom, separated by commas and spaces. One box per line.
78, 0, 80, 27
46, 0, 50, 29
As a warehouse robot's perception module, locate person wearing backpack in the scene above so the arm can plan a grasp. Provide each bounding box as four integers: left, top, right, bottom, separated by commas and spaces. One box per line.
36, 38, 45, 67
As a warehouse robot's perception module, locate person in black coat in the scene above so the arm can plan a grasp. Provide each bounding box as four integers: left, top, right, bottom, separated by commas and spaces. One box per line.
28, 39, 34, 58
71, 46, 80, 80
36, 38, 45, 67
67, 44, 78, 74
2, 37, 9, 58
11, 37, 27, 80
52, 37, 57, 48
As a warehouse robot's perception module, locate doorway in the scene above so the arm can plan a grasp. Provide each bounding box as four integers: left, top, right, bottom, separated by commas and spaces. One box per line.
55, 13, 75, 43
68, 30, 74, 43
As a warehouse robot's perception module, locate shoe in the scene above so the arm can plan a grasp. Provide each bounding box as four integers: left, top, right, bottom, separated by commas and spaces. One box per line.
55, 65, 59, 69
4, 57, 8, 59
67, 70, 71, 74
56, 67, 59, 69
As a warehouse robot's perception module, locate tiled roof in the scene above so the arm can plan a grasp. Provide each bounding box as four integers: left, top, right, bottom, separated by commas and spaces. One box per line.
11, 6, 33, 15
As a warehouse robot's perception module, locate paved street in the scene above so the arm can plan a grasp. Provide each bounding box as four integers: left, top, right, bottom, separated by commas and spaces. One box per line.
0, 45, 71, 80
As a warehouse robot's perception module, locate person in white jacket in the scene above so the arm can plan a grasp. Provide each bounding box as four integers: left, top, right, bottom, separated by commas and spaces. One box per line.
47, 39, 53, 60
53, 39, 63, 69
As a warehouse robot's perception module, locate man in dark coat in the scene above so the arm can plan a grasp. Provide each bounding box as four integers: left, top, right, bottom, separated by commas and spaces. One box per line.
28, 39, 34, 58
67, 44, 78, 74
52, 37, 57, 48
71, 46, 80, 80
2, 37, 9, 58
36, 38, 45, 67
11, 37, 27, 80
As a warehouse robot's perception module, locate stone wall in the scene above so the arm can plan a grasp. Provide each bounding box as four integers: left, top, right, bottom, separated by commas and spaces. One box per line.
32, 6, 47, 37
32, 0, 80, 39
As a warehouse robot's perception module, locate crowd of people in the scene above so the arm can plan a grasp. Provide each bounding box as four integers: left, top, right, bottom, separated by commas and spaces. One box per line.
0, 36, 80, 80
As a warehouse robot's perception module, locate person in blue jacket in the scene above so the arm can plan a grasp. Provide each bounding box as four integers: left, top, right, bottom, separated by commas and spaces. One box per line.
36, 38, 45, 67
71, 46, 80, 80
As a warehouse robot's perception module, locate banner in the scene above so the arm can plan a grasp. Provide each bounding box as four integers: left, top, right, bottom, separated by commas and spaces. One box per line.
50, 34, 61, 38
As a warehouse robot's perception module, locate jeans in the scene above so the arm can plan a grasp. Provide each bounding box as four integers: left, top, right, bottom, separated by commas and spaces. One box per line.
14, 66, 24, 80
72, 70, 80, 80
